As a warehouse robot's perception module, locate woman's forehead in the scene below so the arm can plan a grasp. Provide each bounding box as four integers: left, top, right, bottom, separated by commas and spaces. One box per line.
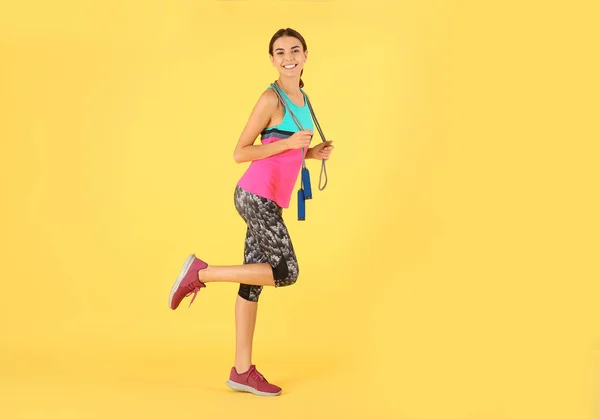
273, 36, 302, 49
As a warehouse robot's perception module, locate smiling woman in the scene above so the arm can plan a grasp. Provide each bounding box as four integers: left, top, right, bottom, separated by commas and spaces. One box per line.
269, 28, 308, 88
167, 27, 334, 397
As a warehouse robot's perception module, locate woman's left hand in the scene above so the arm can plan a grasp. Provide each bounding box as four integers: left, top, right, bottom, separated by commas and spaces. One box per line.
310, 141, 334, 160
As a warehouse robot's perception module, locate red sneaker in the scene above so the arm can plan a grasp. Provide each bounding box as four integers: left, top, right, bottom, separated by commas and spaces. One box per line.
168, 254, 208, 310
226, 365, 282, 396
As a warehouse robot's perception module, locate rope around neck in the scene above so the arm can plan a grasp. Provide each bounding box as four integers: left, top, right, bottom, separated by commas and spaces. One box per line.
270, 82, 328, 191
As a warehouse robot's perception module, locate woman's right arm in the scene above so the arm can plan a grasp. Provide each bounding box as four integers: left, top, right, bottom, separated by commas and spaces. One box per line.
233, 89, 289, 164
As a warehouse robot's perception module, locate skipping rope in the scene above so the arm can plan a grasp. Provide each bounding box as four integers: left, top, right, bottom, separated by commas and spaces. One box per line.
270, 81, 329, 221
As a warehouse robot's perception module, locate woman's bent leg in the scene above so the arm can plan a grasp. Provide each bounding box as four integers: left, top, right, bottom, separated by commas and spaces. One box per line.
198, 264, 275, 286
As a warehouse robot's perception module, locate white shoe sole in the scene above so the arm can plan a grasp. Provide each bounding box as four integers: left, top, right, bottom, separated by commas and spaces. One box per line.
226, 379, 282, 397
168, 254, 196, 309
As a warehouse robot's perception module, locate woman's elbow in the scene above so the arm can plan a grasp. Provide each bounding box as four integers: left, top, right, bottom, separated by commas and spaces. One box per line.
233, 150, 245, 164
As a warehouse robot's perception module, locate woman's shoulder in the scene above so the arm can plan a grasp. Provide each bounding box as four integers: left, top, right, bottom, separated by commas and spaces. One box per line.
256, 86, 280, 108
247, 87, 280, 118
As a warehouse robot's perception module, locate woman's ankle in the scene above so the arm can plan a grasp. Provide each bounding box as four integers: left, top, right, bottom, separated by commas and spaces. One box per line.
234, 364, 251, 375
197, 265, 213, 283
234, 361, 252, 374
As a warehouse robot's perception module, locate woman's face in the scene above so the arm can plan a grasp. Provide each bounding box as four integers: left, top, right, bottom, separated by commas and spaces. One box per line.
270, 36, 307, 78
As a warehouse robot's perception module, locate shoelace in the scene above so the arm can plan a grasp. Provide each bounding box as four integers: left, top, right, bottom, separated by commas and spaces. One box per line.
250, 369, 267, 382
186, 284, 202, 307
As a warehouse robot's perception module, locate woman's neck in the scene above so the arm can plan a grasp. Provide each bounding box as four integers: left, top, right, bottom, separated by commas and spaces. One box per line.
276, 77, 301, 96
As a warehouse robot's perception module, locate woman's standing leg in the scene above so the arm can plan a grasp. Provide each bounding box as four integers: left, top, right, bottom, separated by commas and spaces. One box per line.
235, 229, 264, 374
234, 296, 258, 374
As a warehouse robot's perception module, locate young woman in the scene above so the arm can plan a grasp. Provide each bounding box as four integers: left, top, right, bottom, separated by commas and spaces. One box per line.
168, 28, 334, 396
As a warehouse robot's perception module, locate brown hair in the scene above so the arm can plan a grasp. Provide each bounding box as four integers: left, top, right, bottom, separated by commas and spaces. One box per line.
268, 28, 308, 88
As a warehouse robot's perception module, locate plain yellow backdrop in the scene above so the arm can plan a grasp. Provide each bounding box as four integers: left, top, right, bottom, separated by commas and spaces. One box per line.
1, 0, 599, 418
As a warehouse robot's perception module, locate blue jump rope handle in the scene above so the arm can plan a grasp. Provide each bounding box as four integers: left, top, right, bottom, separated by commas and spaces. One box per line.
297, 188, 306, 221
301, 168, 312, 199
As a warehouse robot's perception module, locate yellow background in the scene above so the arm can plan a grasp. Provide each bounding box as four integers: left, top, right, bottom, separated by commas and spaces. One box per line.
1, 0, 599, 418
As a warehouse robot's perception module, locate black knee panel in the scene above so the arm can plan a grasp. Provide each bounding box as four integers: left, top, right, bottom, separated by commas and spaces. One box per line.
238, 284, 252, 301
272, 258, 289, 282
272, 258, 299, 287
238, 284, 261, 302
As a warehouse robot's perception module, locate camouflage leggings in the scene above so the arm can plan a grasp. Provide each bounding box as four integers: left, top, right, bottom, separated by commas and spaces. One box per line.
234, 185, 299, 302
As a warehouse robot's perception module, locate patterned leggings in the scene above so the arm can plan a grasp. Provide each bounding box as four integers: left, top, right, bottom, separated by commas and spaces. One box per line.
233, 185, 299, 302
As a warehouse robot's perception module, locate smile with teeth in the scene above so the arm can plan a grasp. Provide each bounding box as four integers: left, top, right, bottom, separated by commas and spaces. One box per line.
283, 64, 297, 69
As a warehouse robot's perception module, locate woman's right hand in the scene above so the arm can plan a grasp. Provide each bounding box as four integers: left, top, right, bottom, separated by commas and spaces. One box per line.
286, 130, 313, 150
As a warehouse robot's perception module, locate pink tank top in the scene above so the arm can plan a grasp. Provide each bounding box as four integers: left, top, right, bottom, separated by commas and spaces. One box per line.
237, 87, 314, 208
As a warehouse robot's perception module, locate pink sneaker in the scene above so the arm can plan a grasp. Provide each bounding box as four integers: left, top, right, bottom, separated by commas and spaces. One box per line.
168, 254, 208, 310
226, 365, 282, 396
